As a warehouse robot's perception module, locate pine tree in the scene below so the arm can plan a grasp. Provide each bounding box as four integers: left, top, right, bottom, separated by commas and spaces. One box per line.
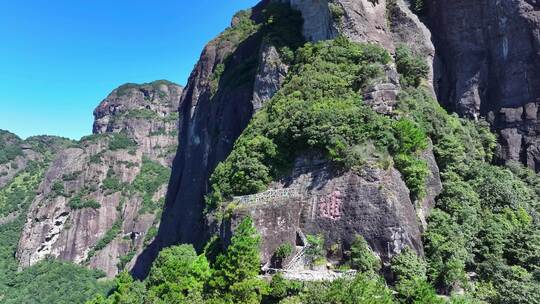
350, 235, 381, 273
210, 216, 262, 293
210, 217, 267, 303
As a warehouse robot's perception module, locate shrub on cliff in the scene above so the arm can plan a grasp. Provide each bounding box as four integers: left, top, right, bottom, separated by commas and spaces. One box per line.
108, 133, 136, 151
395, 45, 429, 88
211, 217, 262, 292
349, 235, 381, 273
207, 38, 430, 208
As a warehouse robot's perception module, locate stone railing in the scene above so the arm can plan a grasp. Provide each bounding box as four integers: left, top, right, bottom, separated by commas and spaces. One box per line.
280, 269, 357, 282
283, 245, 308, 271
233, 187, 302, 205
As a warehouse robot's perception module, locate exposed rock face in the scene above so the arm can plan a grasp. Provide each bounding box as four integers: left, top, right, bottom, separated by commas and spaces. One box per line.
426, 0, 540, 170
132, 3, 271, 277
17, 81, 181, 277
225, 158, 423, 269
252, 43, 289, 110
0, 133, 72, 227
417, 140, 443, 229
287, 0, 336, 41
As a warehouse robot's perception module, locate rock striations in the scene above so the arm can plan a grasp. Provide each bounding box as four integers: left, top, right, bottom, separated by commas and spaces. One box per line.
5, 0, 540, 284
15, 81, 182, 277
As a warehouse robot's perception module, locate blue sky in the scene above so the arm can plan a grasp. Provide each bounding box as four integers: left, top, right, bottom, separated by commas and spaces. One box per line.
0, 0, 259, 140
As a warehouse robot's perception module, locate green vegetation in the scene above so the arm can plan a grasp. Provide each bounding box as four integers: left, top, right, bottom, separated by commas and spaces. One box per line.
4, 6, 540, 303
395, 44, 429, 88
87, 217, 267, 304
62, 171, 81, 181
133, 157, 171, 214
207, 37, 429, 208
87, 218, 122, 259
261, 3, 305, 63
0, 130, 23, 165
51, 180, 66, 197
133, 158, 170, 195
68, 196, 101, 210
0, 161, 45, 217
296, 273, 395, 304
117, 250, 136, 272
210, 3, 304, 96
328, 2, 345, 21
1, 259, 112, 304
349, 235, 381, 273
305, 234, 326, 265
124, 108, 158, 119
0, 156, 110, 303
146, 244, 212, 302
394, 86, 540, 302
89, 152, 104, 164
0, 162, 47, 296
115, 80, 176, 97
274, 243, 294, 260
411, 0, 425, 16
108, 133, 137, 151
102, 168, 124, 193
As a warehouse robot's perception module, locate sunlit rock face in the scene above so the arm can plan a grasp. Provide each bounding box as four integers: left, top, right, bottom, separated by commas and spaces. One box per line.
223, 157, 424, 269
17, 81, 182, 277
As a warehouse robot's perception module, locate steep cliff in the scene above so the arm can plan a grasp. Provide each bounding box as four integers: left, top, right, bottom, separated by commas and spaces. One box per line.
134, 0, 442, 278
16, 81, 182, 277
426, 0, 540, 171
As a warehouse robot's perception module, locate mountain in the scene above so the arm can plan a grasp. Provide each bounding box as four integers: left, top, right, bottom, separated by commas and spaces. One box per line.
123, 0, 539, 302
12, 80, 182, 277
2, 0, 540, 303
133, 0, 442, 276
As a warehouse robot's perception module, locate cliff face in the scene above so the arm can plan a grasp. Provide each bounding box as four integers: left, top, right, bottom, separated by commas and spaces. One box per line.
16, 81, 181, 277
226, 158, 424, 267
426, 0, 540, 171
134, 0, 441, 277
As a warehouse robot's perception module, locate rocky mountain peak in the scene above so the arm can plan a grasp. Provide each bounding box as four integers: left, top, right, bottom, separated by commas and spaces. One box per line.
92, 80, 183, 136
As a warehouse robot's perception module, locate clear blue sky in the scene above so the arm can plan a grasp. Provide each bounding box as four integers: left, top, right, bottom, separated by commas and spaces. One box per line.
0, 0, 259, 140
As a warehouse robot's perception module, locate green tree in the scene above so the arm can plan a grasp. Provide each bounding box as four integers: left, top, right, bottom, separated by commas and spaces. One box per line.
211, 217, 262, 293
146, 244, 211, 302
395, 45, 429, 88
395, 277, 444, 304
349, 235, 381, 273
391, 247, 427, 282
106, 271, 146, 304
300, 273, 395, 304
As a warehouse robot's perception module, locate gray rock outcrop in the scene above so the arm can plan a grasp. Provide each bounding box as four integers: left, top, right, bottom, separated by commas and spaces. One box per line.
426, 0, 540, 171
133, 0, 439, 277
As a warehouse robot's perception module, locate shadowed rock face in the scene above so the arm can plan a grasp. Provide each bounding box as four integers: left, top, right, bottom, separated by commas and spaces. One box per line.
16, 81, 182, 277
131, 2, 272, 278
426, 0, 540, 171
